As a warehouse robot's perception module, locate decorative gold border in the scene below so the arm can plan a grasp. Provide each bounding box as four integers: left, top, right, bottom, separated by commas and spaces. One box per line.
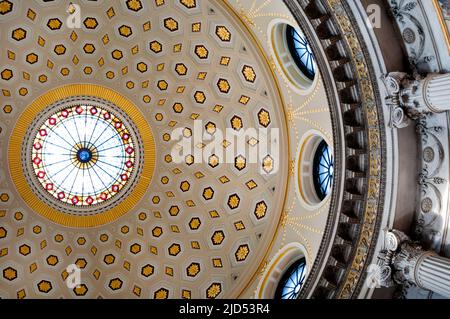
432, 0, 450, 54
326, 0, 382, 298
8, 84, 156, 228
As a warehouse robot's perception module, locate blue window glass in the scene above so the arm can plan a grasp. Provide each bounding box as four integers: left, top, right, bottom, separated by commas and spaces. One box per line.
286, 25, 316, 81
275, 258, 307, 299
313, 141, 334, 200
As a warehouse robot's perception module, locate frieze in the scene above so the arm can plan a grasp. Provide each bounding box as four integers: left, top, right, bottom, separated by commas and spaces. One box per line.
284, 0, 385, 299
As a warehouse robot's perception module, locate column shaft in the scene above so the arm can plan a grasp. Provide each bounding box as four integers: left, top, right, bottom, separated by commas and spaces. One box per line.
424, 74, 450, 113
416, 254, 450, 298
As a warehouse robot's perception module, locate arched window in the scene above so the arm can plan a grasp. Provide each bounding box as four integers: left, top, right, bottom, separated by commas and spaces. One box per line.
274, 258, 307, 299
312, 140, 333, 200
285, 25, 316, 81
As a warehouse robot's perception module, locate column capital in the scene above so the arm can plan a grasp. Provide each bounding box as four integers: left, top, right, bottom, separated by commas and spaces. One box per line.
382, 72, 450, 123
382, 72, 413, 128
385, 229, 410, 251
391, 241, 435, 285
377, 229, 441, 290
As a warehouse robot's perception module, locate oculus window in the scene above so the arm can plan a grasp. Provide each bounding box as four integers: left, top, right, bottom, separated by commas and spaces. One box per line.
312, 140, 333, 200
286, 25, 316, 81
275, 258, 307, 299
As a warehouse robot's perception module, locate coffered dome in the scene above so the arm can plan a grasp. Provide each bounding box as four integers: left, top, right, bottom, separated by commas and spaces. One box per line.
2, 0, 449, 303
0, 0, 340, 299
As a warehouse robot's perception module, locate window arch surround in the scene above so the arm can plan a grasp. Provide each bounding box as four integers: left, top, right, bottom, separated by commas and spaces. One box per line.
270, 22, 319, 94
255, 243, 309, 299
296, 131, 334, 209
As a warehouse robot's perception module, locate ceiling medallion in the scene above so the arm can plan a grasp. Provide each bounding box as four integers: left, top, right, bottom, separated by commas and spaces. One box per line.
9, 84, 156, 227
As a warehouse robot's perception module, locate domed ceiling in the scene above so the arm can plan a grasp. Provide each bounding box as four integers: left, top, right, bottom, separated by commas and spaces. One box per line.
0, 0, 334, 299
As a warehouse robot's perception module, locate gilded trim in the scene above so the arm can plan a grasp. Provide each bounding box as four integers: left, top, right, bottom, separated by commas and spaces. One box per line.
432, 0, 450, 54
283, 0, 385, 299
257, 245, 298, 298
326, 0, 382, 298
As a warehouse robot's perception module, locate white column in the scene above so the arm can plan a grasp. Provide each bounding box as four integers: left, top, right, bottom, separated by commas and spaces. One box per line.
423, 74, 450, 113
416, 254, 450, 298
399, 73, 450, 114
382, 230, 450, 297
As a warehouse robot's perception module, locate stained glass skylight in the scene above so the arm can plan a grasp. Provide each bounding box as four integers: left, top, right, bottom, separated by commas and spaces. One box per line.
31, 104, 136, 206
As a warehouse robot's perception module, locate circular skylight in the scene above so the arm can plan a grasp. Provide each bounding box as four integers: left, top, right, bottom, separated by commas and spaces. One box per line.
31, 104, 136, 207
16, 92, 148, 219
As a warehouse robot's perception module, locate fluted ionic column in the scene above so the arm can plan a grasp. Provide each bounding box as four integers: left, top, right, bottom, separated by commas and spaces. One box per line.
415, 254, 450, 298
400, 73, 450, 114
379, 230, 450, 298
423, 74, 450, 113
383, 73, 450, 122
